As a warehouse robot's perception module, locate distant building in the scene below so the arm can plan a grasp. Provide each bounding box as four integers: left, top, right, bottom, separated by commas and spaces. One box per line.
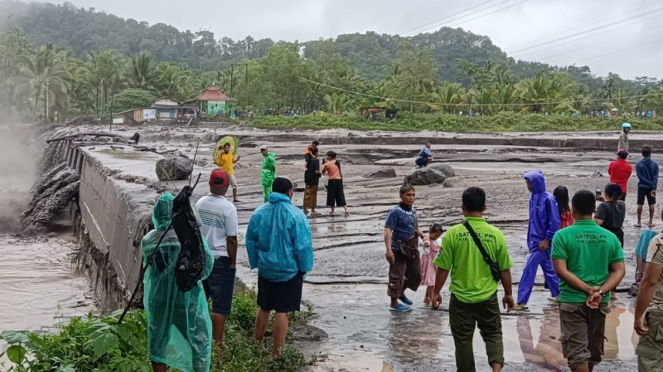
191, 85, 229, 116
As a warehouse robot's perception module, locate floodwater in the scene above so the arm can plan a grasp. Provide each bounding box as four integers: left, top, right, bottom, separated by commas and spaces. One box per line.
0, 234, 94, 334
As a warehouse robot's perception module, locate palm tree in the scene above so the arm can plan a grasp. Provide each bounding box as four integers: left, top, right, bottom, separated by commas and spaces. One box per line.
324, 93, 347, 113
13, 44, 70, 119
130, 52, 156, 90
437, 82, 466, 113
85, 50, 126, 120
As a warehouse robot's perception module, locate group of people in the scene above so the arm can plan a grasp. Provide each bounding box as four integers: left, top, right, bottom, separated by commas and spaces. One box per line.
142, 170, 314, 372
215, 139, 349, 217
384, 176, 663, 372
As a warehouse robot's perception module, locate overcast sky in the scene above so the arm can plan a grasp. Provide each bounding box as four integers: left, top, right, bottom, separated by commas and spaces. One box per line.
50, 0, 663, 79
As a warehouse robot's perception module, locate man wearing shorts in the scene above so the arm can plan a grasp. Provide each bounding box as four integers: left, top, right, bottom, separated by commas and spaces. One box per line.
245, 177, 314, 358
218, 143, 240, 203
634, 208, 663, 370
196, 168, 239, 349
636, 146, 659, 228
552, 190, 625, 372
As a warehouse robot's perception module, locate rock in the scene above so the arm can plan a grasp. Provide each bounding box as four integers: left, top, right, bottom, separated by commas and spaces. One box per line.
404, 168, 446, 186
443, 179, 455, 188
364, 167, 397, 179
429, 163, 456, 177
592, 169, 603, 178
156, 155, 193, 181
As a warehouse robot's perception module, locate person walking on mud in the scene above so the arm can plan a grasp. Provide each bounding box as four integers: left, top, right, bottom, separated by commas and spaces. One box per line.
322, 151, 349, 217
618, 123, 631, 152
303, 147, 321, 216
384, 184, 425, 312
636, 146, 659, 228
552, 190, 625, 372
515, 170, 561, 312
218, 143, 241, 203
245, 177, 314, 358
634, 208, 663, 370
260, 145, 276, 203
431, 187, 515, 372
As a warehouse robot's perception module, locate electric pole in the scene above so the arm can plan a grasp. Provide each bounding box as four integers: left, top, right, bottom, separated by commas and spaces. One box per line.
45, 79, 49, 122
230, 64, 234, 98
245, 63, 249, 109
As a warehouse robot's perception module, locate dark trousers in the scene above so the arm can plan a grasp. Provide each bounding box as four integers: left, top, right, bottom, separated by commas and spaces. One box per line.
449, 293, 504, 372
387, 250, 420, 298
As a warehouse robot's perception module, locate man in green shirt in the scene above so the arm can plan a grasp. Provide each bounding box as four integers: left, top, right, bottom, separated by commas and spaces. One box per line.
551, 190, 625, 372
432, 187, 515, 372
634, 209, 663, 371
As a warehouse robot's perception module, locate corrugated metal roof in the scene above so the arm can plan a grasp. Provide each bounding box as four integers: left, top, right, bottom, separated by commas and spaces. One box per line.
195, 85, 230, 101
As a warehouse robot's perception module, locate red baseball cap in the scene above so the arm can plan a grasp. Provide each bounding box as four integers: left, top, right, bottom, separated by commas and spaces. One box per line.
209, 169, 229, 187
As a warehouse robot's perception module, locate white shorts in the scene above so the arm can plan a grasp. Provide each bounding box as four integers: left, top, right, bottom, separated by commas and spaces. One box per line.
228, 175, 238, 189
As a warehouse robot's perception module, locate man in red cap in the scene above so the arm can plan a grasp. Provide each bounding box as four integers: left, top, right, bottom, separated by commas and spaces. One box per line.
195, 168, 239, 349
609, 149, 633, 201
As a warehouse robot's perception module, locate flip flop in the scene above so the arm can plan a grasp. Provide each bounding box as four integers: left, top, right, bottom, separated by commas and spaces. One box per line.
649, 224, 656, 228
344, 212, 350, 217
635, 224, 642, 228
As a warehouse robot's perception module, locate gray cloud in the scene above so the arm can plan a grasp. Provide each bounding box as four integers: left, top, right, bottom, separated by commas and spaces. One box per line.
49, 0, 663, 79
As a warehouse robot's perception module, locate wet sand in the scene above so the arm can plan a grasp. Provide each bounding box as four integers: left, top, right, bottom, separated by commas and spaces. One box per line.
44, 125, 650, 371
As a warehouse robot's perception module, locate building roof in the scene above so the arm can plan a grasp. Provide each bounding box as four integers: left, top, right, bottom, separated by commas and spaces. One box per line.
195, 85, 230, 101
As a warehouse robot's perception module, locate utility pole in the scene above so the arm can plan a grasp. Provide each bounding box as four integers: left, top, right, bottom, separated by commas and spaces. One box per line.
230, 64, 234, 98
245, 63, 249, 109
45, 79, 49, 122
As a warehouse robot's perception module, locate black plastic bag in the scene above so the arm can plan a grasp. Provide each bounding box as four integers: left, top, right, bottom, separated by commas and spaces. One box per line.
172, 185, 207, 292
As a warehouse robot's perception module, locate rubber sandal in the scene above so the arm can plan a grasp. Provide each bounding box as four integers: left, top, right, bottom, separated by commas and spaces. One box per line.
389, 303, 412, 312
399, 295, 413, 306
512, 304, 529, 312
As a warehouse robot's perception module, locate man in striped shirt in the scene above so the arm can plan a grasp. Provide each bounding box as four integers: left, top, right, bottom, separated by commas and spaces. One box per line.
196, 168, 239, 349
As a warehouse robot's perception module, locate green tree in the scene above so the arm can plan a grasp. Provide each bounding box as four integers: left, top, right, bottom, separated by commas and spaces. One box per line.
129, 52, 156, 90
113, 88, 156, 112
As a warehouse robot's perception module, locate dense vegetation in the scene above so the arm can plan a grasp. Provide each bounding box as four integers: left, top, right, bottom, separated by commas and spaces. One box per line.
0, 290, 312, 372
0, 0, 662, 126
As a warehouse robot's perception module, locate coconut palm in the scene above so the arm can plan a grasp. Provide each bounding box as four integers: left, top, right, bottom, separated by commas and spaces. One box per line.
129, 52, 156, 90
13, 44, 70, 118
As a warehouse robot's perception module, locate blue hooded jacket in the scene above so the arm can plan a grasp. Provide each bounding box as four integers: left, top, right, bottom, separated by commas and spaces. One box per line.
636, 157, 659, 190
523, 170, 561, 252
246, 192, 314, 282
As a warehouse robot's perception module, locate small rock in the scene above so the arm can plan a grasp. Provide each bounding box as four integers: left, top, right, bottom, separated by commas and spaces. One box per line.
443, 179, 455, 188
592, 169, 603, 178
404, 168, 446, 186
364, 167, 397, 179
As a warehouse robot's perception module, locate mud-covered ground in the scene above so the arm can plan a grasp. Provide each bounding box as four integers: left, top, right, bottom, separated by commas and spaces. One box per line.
56, 124, 653, 371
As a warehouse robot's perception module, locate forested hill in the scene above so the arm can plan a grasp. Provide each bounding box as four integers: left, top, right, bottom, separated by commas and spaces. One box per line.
0, 0, 602, 86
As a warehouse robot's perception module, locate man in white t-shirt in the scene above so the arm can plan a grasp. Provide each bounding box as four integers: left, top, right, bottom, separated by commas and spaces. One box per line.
196, 168, 239, 349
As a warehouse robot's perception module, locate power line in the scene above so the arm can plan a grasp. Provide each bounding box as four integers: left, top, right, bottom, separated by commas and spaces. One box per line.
298, 76, 663, 107
574, 36, 663, 64
445, 0, 531, 29
539, 22, 663, 61
397, 0, 497, 36
512, 12, 662, 59
503, 2, 661, 50
506, 5, 663, 55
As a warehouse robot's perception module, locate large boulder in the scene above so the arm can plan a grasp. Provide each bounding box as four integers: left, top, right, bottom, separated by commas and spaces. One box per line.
429, 163, 456, 177
364, 167, 397, 179
404, 168, 446, 186
156, 155, 193, 181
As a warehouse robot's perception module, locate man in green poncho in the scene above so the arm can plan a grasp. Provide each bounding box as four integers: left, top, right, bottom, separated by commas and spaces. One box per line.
260, 145, 276, 203
142, 193, 214, 372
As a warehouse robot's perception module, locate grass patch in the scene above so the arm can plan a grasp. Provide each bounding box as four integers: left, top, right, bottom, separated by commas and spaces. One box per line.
248, 112, 663, 132
1, 289, 313, 372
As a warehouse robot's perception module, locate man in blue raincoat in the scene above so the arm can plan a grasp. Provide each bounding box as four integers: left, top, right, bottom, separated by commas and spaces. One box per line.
515, 170, 561, 311
142, 193, 214, 372
246, 177, 314, 358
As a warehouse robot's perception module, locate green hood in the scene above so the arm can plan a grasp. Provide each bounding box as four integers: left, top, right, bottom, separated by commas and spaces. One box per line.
152, 193, 175, 231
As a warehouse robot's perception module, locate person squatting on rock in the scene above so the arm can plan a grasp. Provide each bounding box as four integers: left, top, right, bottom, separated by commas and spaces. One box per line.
420, 223, 444, 306
515, 170, 561, 311
384, 184, 425, 312
217, 143, 241, 203
303, 147, 321, 216
142, 193, 214, 372
196, 169, 239, 350
260, 145, 276, 203
636, 146, 659, 228
552, 189, 625, 372
634, 207, 663, 370
431, 186, 515, 372
245, 177, 314, 358
415, 142, 433, 168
